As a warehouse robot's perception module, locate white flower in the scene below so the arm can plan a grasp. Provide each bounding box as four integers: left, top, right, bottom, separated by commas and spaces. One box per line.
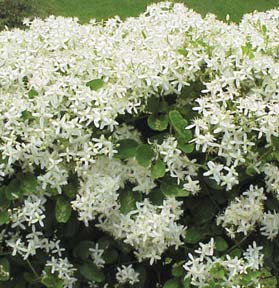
260, 210, 279, 240
217, 185, 266, 238
203, 161, 224, 185
183, 175, 200, 195
89, 244, 105, 268
98, 198, 185, 264
243, 242, 263, 270
45, 257, 77, 288
116, 265, 139, 285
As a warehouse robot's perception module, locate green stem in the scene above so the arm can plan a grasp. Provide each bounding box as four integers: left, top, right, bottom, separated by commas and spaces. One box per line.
26, 258, 40, 280
226, 232, 252, 255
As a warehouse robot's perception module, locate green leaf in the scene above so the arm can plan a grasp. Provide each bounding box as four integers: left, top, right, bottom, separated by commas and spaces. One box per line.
183, 278, 191, 288
151, 159, 166, 179
24, 272, 38, 284
169, 110, 191, 140
161, 182, 189, 198
21, 110, 33, 121
79, 261, 105, 283
63, 175, 79, 199
147, 113, 168, 131
115, 139, 139, 159
55, 197, 72, 223
149, 132, 168, 144
209, 263, 226, 279
20, 174, 38, 195
184, 228, 204, 244
0, 211, 9, 226
245, 165, 258, 176
103, 248, 118, 264
273, 151, 279, 162
119, 190, 140, 214
171, 263, 184, 277
214, 237, 228, 252
28, 88, 39, 99
41, 274, 63, 288
0, 188, 10, 209
5, 179, 21, 200
97, 237, 113, 250
86, 79, 104, 91
146, 97, 160, 113
163, 278, 181, 288
229, 248, 242, 258
271, 135, 279, 150
177, 139, 194, 154
135, 144, 154, 167
0, 258, 10, 281
149, 188, 165, 205
73, 241, 94, 260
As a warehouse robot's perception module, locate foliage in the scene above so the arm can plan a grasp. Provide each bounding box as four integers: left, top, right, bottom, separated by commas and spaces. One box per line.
0, 2, 279, 287
0, 0, 39, 30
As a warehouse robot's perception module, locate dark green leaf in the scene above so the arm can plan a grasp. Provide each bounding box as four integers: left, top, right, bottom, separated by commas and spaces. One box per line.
103, 248, 118, 264
209, 263, 226, 279
20, 174, 38, 195
119, 190, 139, 214
0, 211, 9, 226
169, 110, 190, 140
161, 182, 189, 198
149, 188, 165, 205
5, 179, 21, 200
149, 132, 168, 144
214, 237, 228, 252
0, 258, 10, 281
24, 272, 37, 284
145, 97, 160, 113
184, 228, 204, 244
79, 261, 105, 283
63, 175, 79, 199
0, 188, 10, 209
151, 159, 166, 179
41, 274, 63, 288
115, 139, 139, 159
245, 165, 258, 176
73, 241, 94, 260
183, 278, 191, 288
177, 139, 194, 154
135, 144, 154, 167
229, 248, 242, 258
147, 114, 168, 131
55, 197, 72, 223
271, 135, 279, 150
163, 278, 181, 288
171, 263, 184, 277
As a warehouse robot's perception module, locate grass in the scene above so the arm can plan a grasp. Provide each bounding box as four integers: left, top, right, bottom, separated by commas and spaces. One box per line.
38, 0, 279, 23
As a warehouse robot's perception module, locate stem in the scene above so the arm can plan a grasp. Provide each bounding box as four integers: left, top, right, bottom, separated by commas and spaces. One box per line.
226, 232, 252, 255
26, 258, 40, 279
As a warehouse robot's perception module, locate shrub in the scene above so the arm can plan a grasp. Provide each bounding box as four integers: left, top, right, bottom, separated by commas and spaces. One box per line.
0, 0, 37, 30
0, 2, 279, 287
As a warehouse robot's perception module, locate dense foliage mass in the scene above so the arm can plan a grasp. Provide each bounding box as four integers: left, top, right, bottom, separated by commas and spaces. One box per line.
0, 0, 38, 31
0, 2, 279, 287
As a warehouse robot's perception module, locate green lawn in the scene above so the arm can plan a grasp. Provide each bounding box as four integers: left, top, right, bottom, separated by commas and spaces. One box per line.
39, 0, 279, 23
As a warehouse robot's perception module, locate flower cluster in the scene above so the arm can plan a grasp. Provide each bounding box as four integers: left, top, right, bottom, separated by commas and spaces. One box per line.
217, 185, 266, 238
98, 198, 185, 264
116, 265, 140, 285
183, 239, 265, 287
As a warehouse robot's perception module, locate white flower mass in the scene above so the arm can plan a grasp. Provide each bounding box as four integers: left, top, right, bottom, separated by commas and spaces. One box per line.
1, 1, 279, 287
